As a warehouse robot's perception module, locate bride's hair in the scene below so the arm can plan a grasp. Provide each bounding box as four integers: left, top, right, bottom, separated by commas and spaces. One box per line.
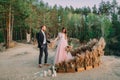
62, 27, 67, 33
62, 27, 67, 39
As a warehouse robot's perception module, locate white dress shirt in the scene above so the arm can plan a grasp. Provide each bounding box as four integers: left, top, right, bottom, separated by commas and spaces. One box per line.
41, 30, 46, 44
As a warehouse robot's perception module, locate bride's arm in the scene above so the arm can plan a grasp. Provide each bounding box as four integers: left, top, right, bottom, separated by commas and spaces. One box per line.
54, 37, 58, 42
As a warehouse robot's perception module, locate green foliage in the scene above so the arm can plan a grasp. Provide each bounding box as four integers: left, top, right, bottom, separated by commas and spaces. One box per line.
0, 0, 120, 56
100, 15, 112, 38
0, 30, 4, 42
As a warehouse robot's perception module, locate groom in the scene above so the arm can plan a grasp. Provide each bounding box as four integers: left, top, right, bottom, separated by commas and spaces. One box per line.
36, 25, 50, 68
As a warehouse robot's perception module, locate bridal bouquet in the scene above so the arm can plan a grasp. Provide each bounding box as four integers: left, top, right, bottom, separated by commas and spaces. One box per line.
65, 45, 72, 52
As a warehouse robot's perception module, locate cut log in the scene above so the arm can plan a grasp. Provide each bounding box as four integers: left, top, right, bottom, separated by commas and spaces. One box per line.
93, 63, 99, 68
85, 66, 93, 70
57, 68, 66, 73
76, 67, 85, 72
66, 68, 76, 73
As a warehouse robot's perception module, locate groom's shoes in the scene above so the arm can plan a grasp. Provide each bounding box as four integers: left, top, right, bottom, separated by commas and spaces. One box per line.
38, 64, 50, 68
44, 63, 50, 66
38, 64, 43, 68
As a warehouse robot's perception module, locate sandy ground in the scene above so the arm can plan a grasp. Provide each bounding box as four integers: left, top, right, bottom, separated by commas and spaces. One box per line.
0, 43, 120, 80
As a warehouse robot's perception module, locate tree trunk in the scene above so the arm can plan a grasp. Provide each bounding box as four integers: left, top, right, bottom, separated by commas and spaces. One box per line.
10, 12, 14, 41
20, 27, 22, 40
6, 5, 11, 48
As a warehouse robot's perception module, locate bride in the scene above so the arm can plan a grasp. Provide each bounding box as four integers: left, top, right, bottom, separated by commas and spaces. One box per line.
54, 27, 73, 64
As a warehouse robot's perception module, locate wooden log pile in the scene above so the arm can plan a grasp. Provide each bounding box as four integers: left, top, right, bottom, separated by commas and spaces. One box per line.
55, 37, 106, 73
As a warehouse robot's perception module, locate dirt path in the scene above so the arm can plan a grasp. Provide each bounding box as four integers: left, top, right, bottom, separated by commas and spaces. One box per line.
0, 43, 120, 80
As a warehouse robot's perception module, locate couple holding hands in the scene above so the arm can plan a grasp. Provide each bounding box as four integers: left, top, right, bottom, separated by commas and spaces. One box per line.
36, 25, 73, 68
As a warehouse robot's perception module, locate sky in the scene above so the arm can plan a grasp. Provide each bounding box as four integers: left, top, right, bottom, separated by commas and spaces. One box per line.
42, 0, 120, 8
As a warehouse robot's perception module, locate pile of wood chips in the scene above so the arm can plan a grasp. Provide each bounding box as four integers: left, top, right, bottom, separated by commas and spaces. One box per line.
55, 37, 106, 73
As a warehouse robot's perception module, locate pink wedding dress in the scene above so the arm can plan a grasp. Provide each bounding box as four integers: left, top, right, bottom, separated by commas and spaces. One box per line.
54, 33, 73, 64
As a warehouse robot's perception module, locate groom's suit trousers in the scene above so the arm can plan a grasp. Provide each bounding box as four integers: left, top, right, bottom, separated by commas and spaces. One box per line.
39, 44, 48, 64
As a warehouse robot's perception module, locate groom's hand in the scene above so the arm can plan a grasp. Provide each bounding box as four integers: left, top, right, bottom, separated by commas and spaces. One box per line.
49, 40, 53, 44
50, 40, 54, 43
48, 40, 55, 48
